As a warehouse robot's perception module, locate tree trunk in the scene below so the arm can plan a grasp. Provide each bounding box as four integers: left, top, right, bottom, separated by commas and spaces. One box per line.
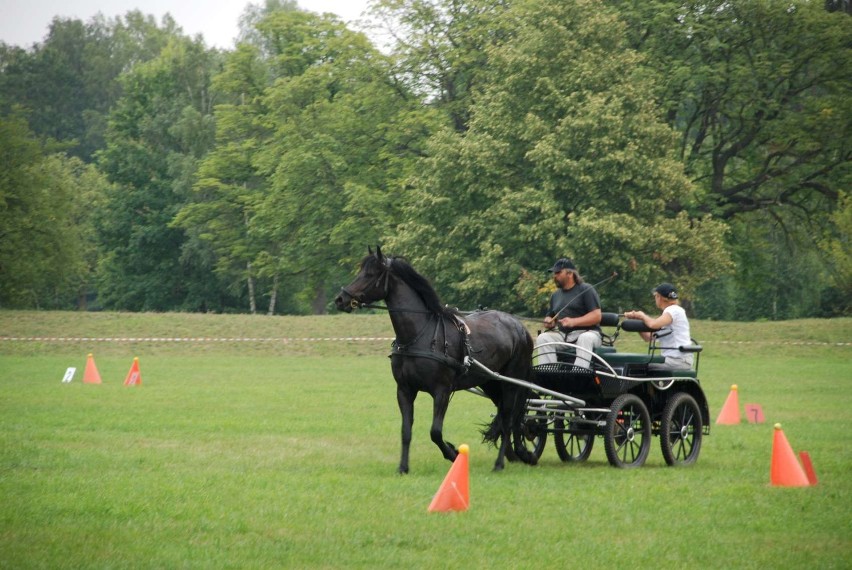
247, 262, 256, 315
312, 282, 327, 315
267, 274, 279, 316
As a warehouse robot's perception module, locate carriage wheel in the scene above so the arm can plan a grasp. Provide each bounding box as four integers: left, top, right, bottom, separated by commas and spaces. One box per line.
516, 410, 548, 459
604, 394, 651, 468
660, 392, 703, 466
553, 417, 594, 462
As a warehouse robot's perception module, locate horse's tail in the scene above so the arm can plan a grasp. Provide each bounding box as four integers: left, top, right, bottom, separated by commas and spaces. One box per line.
481, 414, 502, 446
479, 384, 532, 448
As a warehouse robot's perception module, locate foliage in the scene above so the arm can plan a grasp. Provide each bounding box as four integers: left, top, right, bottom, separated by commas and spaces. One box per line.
612, 0, 852, 317
94, 37, 226, 311
177, 8, 435, 314
371, 0, 514, 132
819, 192, 852, 314
0, 11, 182, 161
0, 0, 848, 318
615, 0, 850, 217
695, 215, 838, 320
389, 0, 731, 313
0, 114, 110, 308
235, 9, 441, 313
173, 43, 276, 314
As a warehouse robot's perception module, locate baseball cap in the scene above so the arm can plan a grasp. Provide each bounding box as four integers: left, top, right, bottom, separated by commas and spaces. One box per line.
654, 283, 678, 299
548, 258, 577, 272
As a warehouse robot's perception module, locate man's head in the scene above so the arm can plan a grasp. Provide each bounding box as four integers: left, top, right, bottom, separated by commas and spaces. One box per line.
548, 258, 578, 288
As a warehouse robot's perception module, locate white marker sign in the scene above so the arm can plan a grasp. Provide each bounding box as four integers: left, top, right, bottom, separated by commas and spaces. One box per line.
62, 367, 76, 383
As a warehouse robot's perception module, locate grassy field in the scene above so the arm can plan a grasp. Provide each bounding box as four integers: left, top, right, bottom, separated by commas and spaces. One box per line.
1, 311, 850, 568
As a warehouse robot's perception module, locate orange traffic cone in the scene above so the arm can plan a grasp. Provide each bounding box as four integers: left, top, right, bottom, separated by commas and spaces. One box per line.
123, 357, 142, 386
428, 444, 470, 513
83, 353, 102, 384
770, 424, 810, 487
715, 384, 740, 425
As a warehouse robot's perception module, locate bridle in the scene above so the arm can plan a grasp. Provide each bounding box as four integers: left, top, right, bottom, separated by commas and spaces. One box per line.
340, 255, 393, 311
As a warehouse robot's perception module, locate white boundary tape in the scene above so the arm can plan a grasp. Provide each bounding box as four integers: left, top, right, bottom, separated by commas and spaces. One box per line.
0, 336, 395, 343
714, 341, 851, 346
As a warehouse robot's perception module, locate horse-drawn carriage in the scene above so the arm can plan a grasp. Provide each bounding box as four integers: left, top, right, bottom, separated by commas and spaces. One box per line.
508, 312, 710, 468
336, 248, 710, 473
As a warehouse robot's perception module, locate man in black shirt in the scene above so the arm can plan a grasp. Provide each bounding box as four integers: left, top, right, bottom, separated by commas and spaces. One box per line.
535, 258, 602, 368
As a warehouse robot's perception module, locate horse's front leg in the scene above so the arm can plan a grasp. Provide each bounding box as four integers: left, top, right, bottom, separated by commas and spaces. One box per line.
430, 388, 458, 463
397, 386, 416, 474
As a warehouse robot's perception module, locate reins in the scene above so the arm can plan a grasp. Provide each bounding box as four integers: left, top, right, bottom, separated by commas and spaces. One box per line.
340, 257, 619, 340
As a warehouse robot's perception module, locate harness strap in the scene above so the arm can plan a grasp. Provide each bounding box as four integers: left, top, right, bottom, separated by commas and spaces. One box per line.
389, 347, 469, 374
390, 314, 472, 376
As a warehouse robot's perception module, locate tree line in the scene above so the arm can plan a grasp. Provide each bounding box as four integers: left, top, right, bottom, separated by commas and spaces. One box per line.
1, 0, 849, 319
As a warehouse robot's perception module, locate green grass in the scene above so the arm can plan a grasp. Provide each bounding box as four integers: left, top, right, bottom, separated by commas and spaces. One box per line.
1, 311, 851, 568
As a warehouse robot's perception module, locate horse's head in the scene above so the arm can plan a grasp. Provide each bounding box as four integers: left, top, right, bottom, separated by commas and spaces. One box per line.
335, 246, 392, 312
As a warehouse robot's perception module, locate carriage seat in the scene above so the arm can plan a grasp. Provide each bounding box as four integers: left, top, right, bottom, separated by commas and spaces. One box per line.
551, 311, 620, 362
600, 352, 665, 365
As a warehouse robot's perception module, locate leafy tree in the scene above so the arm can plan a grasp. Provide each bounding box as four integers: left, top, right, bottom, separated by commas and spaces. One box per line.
0, 113, 110, 308
818, 191, 852, 315
390, 0, 730, 313
95, 37, 226, 311
696, 215, 836, 320
611, 0, 851, 318
173, 43, 277, 314
0, 11, 182, 162
613, 0, 850, 220
243, 10, 441, 313
370, 0, 513, 132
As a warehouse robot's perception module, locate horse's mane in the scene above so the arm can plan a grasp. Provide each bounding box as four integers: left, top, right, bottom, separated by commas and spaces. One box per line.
366, 255, 453, 316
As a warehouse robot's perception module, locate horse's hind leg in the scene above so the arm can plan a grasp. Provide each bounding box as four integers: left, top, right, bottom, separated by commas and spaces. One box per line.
508, 387, 538, 466
397, 386, 416, 474
430, 388, 458, 462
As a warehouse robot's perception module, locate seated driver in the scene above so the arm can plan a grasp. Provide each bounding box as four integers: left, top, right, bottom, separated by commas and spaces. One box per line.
624, 283, 693, 370
535, 258, 602, 369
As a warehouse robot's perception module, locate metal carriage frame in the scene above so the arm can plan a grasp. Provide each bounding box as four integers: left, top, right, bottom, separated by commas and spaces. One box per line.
467, 313, 711, 468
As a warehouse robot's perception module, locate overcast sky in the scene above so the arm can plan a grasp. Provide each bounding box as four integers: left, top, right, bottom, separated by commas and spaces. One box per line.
0, 0, 373, 49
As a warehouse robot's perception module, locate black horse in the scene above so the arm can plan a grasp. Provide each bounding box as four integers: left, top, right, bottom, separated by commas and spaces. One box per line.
334, 247, 537, 473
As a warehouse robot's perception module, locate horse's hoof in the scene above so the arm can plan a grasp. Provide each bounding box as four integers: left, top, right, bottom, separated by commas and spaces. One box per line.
398, 466, 409, 475
492, 463, 505, 472
520, 450, 538, 466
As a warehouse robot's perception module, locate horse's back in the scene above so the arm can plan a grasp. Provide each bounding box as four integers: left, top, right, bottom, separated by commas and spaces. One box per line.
463, 310, 534, 376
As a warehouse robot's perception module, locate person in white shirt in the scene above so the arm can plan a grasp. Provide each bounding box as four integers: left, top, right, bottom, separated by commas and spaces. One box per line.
624, 283, 693, 370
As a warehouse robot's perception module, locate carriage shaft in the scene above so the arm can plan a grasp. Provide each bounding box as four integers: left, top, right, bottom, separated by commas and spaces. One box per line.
466, 357, 586, 407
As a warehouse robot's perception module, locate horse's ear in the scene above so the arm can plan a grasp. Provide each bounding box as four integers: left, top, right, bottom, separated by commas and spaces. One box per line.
376, 245, 383, 259
368, 245, 373, 255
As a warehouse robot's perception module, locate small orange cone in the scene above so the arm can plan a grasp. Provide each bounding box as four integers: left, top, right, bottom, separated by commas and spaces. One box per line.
715, 384, 740, 424
83, 353, 102, 384
123, 357, 142, 386
428, 444, 470, 513
770, 424, 810, 487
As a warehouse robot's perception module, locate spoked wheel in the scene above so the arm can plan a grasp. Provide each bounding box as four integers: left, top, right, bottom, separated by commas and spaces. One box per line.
516, 411, 548, 460
660, 392, 703, 466
553, 416, 594, 462
604, 394, 652, 468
